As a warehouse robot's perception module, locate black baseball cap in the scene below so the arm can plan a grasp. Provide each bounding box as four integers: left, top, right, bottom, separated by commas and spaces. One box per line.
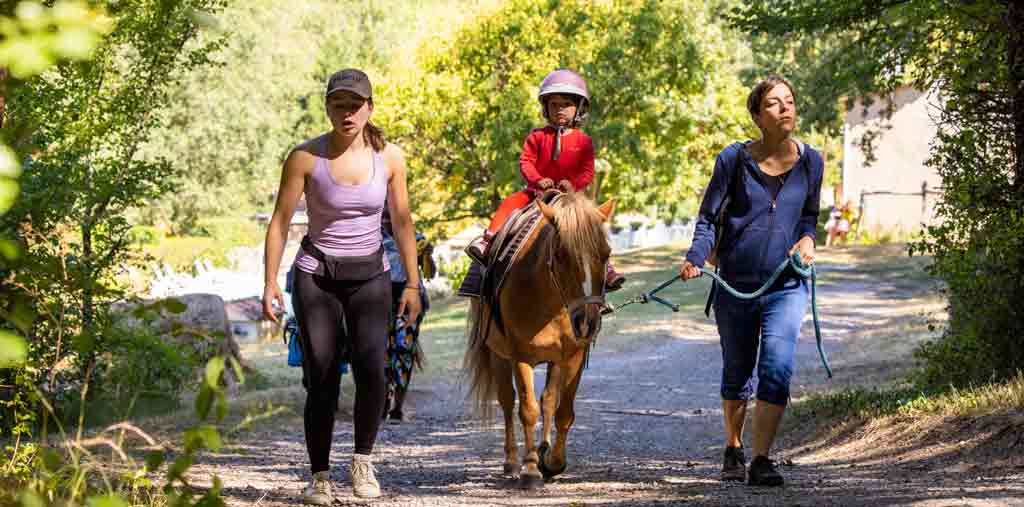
326, 68, 372, 99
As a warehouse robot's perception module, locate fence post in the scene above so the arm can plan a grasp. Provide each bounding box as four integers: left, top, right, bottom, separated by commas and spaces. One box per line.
858, 190, 866, 229
921, 180, 928, 218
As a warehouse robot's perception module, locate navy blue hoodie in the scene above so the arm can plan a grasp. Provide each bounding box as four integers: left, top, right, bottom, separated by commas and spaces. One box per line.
685, 141, 823, 291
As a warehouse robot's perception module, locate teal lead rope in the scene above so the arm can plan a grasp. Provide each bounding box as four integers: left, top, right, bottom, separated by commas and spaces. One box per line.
698, 252, 831, 379
609, 251, 832, 379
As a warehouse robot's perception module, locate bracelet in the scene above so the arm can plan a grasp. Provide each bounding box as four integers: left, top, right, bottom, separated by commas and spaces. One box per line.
404, 285, 419, 291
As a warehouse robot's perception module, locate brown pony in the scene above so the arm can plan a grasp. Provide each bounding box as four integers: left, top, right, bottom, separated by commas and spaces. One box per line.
464, 191, 614, 489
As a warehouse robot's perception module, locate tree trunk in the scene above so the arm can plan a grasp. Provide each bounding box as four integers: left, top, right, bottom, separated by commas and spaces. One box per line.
1, 67, 7, 129
81, 221, 95, 381
1009, 0, 1024, 190
1007, 0, 1024, 367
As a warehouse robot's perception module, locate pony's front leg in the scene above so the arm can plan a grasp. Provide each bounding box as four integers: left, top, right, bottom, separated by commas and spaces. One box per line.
541, 348, 586, 479
513, 361, 544, 489
540, 363, 561, 449
495, 355, 518, 477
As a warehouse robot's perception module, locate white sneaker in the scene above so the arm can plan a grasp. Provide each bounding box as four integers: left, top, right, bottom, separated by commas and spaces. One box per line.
351, 454, 381, 498
302, 471, 332, 505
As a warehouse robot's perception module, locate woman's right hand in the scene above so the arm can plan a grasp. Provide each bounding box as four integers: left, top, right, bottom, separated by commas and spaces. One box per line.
263, 282, 285, 323
679, 260, 702, 281
536, 178, 555, 190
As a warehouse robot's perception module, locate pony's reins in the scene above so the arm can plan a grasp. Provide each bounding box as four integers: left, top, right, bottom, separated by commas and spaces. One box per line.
604, 252, 832, 378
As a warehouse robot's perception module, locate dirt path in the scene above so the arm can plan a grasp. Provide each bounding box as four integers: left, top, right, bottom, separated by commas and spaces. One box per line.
189, 249, 1024, 506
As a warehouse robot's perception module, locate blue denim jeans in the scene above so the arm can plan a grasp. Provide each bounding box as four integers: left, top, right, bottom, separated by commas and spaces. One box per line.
713, 276, 809, 406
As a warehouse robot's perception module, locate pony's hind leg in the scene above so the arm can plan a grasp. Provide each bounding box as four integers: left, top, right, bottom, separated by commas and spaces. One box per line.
540, 363, 561, 449
513, 361, 544, 489
494, 354, 518, 477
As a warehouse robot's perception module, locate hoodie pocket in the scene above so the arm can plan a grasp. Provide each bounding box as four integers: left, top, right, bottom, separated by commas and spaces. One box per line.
722, 224, 769, 281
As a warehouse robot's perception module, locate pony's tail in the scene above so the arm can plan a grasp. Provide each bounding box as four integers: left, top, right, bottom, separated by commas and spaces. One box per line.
463, 300, 506, 420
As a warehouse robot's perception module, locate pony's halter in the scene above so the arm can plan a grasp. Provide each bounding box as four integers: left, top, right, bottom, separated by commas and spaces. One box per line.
545, 224, 606, 337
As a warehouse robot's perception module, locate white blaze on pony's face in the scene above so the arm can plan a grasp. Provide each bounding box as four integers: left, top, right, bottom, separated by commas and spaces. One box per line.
537, 195, 616, 341
581, 258, 593, 297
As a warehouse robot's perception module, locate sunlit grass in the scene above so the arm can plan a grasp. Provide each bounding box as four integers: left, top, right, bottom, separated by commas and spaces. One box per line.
791, 373, 1024, 421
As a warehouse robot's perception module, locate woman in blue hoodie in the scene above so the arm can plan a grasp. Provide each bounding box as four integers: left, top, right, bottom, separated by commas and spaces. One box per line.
681, 76, 822, 487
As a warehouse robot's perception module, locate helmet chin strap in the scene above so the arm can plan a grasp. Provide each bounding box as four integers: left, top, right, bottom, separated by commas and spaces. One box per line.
552, 97, 586, 161
552, 126, 565, 161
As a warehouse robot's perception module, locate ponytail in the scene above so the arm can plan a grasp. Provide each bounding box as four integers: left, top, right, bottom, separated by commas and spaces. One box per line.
363, 98, 386, 151
363, 121, 385, 152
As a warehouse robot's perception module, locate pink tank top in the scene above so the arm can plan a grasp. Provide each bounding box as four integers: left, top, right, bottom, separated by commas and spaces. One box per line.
293, 146, 390, 275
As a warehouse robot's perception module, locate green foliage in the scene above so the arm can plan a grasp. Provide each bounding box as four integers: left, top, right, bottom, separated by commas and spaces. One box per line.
442, 256, 472, 293
137, 0, 441, 234
93, 324, 200, 405
792, 372, 1024, 422
0, 1, 108, 369
1, 6, 230, 501
732, 0, 1024, 389
1, 356, 238, 507
0, 2, 110, 78
912, 130, 1024, 387
142, 217, 263, 269
387, 0, 751, 232
0, 328, 26, 365
1, 0, 227, 418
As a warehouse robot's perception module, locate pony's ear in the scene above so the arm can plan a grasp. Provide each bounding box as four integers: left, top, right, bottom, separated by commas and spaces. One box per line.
597, 199, 616, 222
537, 198, 556, 222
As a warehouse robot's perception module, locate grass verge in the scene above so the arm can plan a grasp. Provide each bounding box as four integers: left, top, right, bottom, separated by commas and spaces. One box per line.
792, 373, 1024, 422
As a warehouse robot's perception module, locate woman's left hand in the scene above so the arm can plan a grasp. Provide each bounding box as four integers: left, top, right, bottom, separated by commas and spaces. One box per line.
396, 286, 422, 328
789, 235, 816, 266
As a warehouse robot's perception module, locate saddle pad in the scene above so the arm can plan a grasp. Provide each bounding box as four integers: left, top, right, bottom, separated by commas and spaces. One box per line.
455, 209, 540, 299
457, 193, 561, 299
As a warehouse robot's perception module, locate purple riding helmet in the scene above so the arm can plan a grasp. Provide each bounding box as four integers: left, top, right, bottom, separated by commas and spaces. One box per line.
538, 69, 590, 128
538, 69, 590, 160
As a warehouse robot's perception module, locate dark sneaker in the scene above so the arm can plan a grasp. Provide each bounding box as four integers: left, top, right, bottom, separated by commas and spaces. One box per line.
387, 409, 407, 424
747, 455, 784, 486
720, 446, 746, 482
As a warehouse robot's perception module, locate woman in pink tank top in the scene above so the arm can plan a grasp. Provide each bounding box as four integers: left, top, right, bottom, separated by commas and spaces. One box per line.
261, 68, 420, 502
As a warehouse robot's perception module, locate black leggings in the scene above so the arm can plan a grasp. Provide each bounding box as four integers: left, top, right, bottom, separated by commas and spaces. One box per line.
292, 269, 390, 472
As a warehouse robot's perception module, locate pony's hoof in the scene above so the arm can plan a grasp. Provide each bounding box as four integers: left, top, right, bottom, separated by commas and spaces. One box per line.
537, 441, 567, 479
519, 473, 545, 490
503, 463, 519, 476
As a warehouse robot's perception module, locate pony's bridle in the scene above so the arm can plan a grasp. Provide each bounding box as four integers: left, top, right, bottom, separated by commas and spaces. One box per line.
545, 227, 606, 337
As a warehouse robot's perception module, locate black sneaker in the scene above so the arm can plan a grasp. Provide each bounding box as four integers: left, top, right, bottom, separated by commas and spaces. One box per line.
747, 455, 784, 486
720, 446, 746, 482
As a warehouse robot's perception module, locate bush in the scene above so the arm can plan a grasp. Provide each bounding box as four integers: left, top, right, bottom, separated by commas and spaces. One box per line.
94, 327, 201, 405
442, 256, 472, 292
911, 129, 1024, 390
1, 357, 239, 507
130, 225, 163, 246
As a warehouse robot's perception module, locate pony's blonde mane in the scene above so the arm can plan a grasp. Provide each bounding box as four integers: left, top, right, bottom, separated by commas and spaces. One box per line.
551, 192, 609, 262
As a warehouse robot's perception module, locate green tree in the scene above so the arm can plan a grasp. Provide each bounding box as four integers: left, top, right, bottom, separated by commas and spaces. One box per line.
384, 0, 752, 233
138, 0, 452, 234
0, 1, 109, 368
730, 0, 1024, 386
1, 0, 226, 425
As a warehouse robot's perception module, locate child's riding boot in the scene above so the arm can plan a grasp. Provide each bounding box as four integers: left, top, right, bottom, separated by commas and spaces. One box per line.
465, 232, 493, 265
605, 263, 626, 292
